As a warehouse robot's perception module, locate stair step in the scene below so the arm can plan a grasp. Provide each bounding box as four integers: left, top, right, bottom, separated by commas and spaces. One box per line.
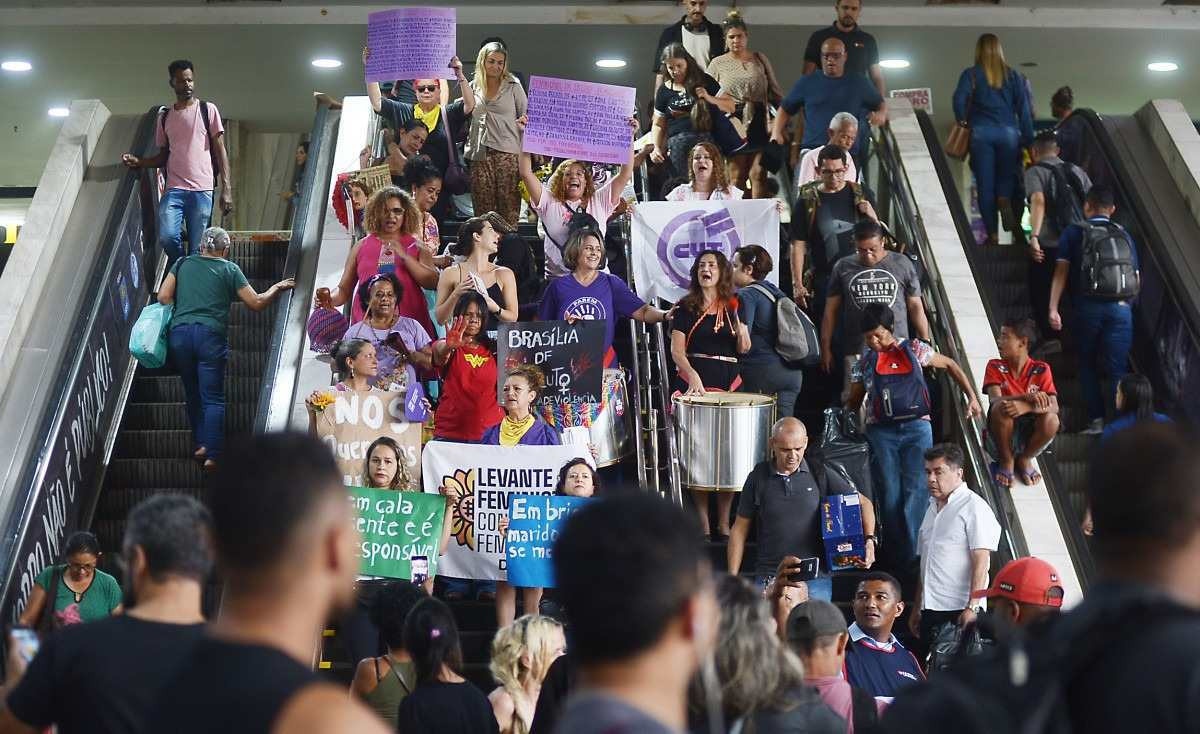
106, 458, 208, 489
122, 402, 261, 432
113, 430, 196, 459
131, 376, 263, 403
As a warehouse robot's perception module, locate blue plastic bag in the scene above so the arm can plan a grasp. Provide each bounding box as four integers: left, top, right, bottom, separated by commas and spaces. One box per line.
129, 302, 173, 368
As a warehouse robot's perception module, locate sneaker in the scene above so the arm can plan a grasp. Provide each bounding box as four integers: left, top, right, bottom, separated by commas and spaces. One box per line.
1080, 419, 1104, 435
998, 196, 1017, 232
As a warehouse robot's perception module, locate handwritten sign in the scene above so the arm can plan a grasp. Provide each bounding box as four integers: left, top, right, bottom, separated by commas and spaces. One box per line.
498, 320, 605, 408
349, 164, 392, 197
312, 386, 423, 489
349, 487, 445, 579
523, 76, 636, 165
506, 494, 590, 588
366, 7, 457, 83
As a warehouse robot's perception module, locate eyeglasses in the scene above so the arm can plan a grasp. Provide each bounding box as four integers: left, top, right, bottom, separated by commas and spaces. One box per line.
387, 207, 406, 215
416, 85, 438, 93
66, 562, 96, 573
819, 167, 847, 177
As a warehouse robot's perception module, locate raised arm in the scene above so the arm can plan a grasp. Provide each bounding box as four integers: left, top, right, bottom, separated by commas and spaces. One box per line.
608, 117, 640, 207
518, 152, 544, 207
363, 46, 383, 114
451, 56, 475, 116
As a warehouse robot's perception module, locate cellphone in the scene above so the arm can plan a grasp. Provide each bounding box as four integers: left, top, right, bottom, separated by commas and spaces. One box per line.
468, 272, 487, 295
410, 556, 429, 585
11, 626, 39, 665
784, 557, 820, 583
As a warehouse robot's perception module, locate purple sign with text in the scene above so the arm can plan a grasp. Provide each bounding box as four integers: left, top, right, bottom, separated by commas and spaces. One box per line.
523, 76, 636, 166
366, 7, 457, 83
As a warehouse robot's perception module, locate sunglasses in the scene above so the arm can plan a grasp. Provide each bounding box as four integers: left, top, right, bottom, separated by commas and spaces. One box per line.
416, 85, 438, 93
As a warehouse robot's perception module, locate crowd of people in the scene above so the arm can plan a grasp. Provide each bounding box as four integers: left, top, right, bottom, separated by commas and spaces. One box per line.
9, 0, 1189, 733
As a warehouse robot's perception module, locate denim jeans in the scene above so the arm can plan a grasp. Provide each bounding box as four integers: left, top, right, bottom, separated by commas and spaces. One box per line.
866, 419, 933, 564
169, 323, 228, 459
739, 358, 804, 418
968, 124, 1020, 236
159, 188, 214, 265
755, 573, 833, 602
1074, 298, 1133, 422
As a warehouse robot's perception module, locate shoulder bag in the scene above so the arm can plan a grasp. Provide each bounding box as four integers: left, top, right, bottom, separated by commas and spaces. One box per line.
945, 70, 975, 160
440, 104, 470, 195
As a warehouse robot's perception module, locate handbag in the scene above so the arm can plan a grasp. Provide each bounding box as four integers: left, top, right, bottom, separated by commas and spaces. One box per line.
440, 104, 470, 195
35, 565, 62, 639
944, 70, 975, 160
130, 257, 190, 367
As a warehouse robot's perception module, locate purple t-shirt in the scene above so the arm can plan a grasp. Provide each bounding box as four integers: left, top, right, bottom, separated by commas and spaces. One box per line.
538, 272, 645, 356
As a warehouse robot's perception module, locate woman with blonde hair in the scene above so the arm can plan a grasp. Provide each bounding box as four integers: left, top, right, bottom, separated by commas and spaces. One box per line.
665, 141, 743, 201
488, 615, 567, 734
468, 42, 527, 228
952, 33, 1034, 246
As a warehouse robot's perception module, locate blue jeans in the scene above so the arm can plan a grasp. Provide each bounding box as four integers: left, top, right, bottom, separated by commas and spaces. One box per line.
159, 188, 214, 264
1074, 298, 1133, 422
739, 358, 804, 418
866, 419, 933, 564
442, 577, 497, 598
755, 573, 833, 602
968, 124, 1020, 236
169, 323, 228, 459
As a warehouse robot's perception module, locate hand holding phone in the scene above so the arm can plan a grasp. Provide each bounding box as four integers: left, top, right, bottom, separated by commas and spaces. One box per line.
784, 557, 820, 584
10, 626, 39, 669
410, 556, 429, 586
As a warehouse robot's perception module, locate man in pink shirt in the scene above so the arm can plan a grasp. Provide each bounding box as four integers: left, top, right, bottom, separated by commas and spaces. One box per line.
123, 60, 232, 264
787, 599, 885, 733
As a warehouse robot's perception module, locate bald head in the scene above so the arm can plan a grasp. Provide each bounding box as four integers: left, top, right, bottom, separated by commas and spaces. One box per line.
820, 38, 847, 77
770, 418, 809, 474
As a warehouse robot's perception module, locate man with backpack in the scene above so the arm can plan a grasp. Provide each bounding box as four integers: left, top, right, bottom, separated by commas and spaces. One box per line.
727, 417, 877, 602
123, 60, 233, 266
788, 599, 885, 733
1025, 131, 1091, 344
1048, 185, 1139, 434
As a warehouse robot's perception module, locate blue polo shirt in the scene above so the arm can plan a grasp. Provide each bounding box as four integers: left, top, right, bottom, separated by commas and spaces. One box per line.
843, 621, 925, 698
781, 72, 882, 156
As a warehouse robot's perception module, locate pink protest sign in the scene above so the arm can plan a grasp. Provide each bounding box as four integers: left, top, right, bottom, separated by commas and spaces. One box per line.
523, 76, 637, 166
365, 7, 456, 83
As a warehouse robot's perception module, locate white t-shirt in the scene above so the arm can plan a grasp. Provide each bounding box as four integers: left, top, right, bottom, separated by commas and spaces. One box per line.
536, 179, 618, 278
665, 184, 744, 201
682, 26, 713, 69
917, 484, 1001, 611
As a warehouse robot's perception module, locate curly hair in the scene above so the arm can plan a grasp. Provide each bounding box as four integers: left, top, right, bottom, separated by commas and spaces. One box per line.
547, 160, 597, 206
677, 250, 735, 316
489, 615, 565, 734
504, 364, 545, 400
688, 142, 731, 195
660, 43, 712, 133
363, 436, 413, 492
362, 186, 421, 237
358, 271, 405, 317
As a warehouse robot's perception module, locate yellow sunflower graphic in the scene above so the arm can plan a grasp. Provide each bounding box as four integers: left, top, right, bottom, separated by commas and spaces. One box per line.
440, 468, 477, 550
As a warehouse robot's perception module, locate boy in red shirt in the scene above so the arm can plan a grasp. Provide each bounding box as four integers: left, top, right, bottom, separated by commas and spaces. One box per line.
983, 318, 1060, 487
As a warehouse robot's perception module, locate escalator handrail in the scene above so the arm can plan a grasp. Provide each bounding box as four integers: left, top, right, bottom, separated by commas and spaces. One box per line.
254, 103, 336, 434
0, 106, 162, 624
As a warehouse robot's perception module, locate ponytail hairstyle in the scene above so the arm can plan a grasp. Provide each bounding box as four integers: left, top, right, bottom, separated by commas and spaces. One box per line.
453, 215, 494, 257
404, 597, 464, 685
330, 338, 372, 381
722, 10, 749, 40
659, 43, 711, 133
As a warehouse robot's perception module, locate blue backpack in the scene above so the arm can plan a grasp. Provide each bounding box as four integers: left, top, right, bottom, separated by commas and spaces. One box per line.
863, 340, 931, 423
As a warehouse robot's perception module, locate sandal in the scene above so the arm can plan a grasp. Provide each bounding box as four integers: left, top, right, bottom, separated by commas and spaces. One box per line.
990, 461, 1013, 489
1015, 457, 1041, 486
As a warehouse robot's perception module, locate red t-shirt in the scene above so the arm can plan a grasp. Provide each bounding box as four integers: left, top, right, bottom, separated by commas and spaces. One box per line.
433, 343, 504, 441
982, 357, 1057, 397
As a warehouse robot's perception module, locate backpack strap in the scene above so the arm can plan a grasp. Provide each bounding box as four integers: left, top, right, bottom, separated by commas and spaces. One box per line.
849, 685, 879, 729
745, 281, 777, 304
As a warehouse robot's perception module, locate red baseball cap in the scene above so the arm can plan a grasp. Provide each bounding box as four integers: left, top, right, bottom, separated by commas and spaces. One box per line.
971, 557, 1064, 607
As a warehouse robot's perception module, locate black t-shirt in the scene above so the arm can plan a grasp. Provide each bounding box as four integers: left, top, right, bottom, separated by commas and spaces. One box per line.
790, 185, 861, 279
379, 97, 468, 177
141, 636, 319, 733
803, 24, 880, 78
654, 74, 721, 139
6, 616, 204, 734
396, 680, 500, 734
671, 302, 741, 392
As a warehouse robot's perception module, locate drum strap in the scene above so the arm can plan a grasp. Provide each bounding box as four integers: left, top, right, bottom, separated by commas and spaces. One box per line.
688, 352, 738, 364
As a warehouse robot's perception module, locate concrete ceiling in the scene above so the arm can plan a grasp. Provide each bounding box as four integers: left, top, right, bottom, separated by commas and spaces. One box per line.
2, 3, 1199, 187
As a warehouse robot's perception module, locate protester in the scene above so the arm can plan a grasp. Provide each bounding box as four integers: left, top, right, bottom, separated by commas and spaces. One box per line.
970, 556, 1064, 629
349, 580, 427, 727
362, 436, 414, 492
434, 215, 519, 331
555, 457, 600, 497
343, 272, 434, 393
468, 41, 528, 228
908, 444, 1002, 654
489, 615, 567, 734
383, 120, 430, 185
15, 531, 121, 631
952, 33, 1034, 246
1, 497, 209, 734
122, 59, 232, 265
729, 416, 876, 600
706, 10, 784, 198
140, 434, 388, 733
404, 156, 447, 260
552, 494, 717, 734
538, 227, 670, 368
670, 250, 750, 539
845, 572, 924, 698
651, 0, 725, 94
1049, 185, 1139, 434
983, 318, 1060, 488
431, 293, 505, 443
803, 0, 887, 100
794, 112, 860, 188
689, 575, 845, 733
664, 141, 743, 201
732, 245, 804, 416
343, 178, 372, 240
397, 597, 500, 733
158, 226, 294, 470
847, 304, 982, 565
786, 599, 885, 733
651, 44, 727, 179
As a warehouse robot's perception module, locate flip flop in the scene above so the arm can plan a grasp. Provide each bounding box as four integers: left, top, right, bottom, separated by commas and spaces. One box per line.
1015, 459, 1042, 486
990, 461, 1014, 489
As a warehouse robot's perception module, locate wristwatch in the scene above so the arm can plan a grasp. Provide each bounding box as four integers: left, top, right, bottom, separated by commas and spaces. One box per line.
865, 535, 878, 546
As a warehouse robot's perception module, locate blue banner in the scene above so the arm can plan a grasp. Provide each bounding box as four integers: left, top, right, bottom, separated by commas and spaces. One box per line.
505, 494, 590, 588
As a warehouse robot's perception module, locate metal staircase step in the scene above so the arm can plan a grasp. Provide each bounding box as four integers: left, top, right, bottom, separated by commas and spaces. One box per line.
123, 402, 261, 431
107, 458, 207, 489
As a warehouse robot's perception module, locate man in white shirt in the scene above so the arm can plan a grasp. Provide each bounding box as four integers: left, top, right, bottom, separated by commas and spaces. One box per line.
794, 112, 860, 190
908, 443, 1001, 657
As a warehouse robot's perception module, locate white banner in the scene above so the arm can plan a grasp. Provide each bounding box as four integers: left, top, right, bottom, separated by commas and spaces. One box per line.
630, 200, 780, 303
422, 442, 590, 581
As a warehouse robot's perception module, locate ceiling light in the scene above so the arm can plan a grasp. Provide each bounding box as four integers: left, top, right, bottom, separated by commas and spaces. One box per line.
879, 59, 910, 70
311, 58, 342, 69
48, 107, 69, 118
595, 59, 627, 69
2, 60, 33, 72
1147, 61, 1178, 72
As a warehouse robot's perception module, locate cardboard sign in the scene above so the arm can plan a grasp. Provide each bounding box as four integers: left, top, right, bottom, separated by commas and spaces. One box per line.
349, 487, 445, 579
349, 165, 392, 196
890, 88, 932, 114
821, 493, 866, 572
505, 494, 590, 588
313, 386, 423, 489
365, 7, 457, 82
497, 320, 606, 408
523, 76, 637, 165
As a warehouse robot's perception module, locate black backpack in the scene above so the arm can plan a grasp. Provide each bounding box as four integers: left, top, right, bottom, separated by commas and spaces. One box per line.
159, 100, 219, 188
1035, 161, 1086, 234
1077, 220, 1139, 301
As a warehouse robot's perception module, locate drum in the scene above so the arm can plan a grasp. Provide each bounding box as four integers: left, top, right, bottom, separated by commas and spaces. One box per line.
539, 368, 632, 468
673, 392, 775, 491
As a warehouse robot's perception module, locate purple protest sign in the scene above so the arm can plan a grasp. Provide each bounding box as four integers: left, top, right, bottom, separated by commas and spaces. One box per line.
365, 7, 456, 83
522, 76, 636, 166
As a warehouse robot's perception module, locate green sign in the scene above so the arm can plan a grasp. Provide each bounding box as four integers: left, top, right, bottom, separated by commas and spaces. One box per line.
349, 487, 446, 579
